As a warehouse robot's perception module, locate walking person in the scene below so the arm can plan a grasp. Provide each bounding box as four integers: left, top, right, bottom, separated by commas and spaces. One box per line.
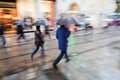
0, 22, 6, 47
116, 20, 120, 30
85, 23, 93, 34
14, 19, 26, 42
53, 25, 71, 69
44, 18, 51, 39
31, 26, 45, 60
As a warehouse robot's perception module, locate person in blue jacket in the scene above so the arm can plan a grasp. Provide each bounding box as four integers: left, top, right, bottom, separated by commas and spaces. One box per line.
0, 22, 6, 47
53, 25, 71, 69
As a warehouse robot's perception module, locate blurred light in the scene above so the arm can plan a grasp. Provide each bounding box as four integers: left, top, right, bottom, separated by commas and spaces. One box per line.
72, 53, 78, 56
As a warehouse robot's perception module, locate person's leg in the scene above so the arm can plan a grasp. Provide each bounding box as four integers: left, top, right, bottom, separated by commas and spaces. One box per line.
89, 28, 93, 34
17, 27, 23, 40
17, 34, 21, 40
53, 50, 64, 69
64, 51, 70, 62
31, 46, 39, 60
40, 45, 45, 57
48, 33, 51, 39
16, 34, 22, 43
1, 35, 6, 47
21, 30, 25, 39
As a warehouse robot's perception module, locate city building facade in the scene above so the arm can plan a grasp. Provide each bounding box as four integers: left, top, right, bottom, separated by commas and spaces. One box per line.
0, 0, 54, 33
56, 0, 117, 28
0, 0, 118, 33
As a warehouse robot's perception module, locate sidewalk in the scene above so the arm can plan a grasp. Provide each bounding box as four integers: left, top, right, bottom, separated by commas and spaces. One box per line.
1, 27, 120, 80
1, 37, 120, 80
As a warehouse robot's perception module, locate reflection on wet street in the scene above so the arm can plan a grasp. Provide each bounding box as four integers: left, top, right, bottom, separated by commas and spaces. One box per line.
0, 29, 120, 80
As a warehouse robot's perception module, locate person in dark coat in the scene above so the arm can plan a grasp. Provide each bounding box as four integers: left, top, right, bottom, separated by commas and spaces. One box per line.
44, 18, 51, 39
0, 22, 6, 47
85, 23, 93, 34
53, 25, 71, 69
14, 20, 26, 42
31, 26, 45, 60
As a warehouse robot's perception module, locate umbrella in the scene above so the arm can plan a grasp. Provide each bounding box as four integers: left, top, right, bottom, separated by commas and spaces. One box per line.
44, 19, 51, 26
32, 20, 46, 26
14, 20, 26, 25
57, 16, 80, 25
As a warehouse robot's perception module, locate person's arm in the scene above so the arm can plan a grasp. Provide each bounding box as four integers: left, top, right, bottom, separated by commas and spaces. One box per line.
65, 29, 71, 38
56, 30, 59, 39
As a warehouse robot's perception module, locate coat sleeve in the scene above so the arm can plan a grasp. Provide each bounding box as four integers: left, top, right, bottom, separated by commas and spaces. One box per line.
65, 30, 71, 38
56, 29, 59, 39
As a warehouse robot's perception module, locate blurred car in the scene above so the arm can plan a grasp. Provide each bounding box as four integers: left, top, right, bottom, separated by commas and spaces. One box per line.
105, 13, 120, 26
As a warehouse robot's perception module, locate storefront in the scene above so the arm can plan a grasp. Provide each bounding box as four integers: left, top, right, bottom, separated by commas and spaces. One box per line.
17, 0, 54, 30
0, 1, 18, 33
0, 0, 55, 34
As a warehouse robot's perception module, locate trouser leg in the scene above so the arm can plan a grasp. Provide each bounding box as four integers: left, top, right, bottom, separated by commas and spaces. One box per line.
17, 34, 21, 40
1, 35, 6, 46
31, 46, 39, 58
53, 50, 65, 65
64, 51, 69, 60
21, 32, 25, 39
40, 45, 45, 56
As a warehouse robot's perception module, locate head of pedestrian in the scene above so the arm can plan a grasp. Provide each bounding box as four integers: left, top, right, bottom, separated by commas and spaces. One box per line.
36, 26, 42, 32
60, 25, 70, 29
60, 25, 66, 27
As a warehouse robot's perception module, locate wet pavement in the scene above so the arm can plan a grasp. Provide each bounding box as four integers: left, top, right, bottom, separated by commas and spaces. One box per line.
0, 27, 120, 80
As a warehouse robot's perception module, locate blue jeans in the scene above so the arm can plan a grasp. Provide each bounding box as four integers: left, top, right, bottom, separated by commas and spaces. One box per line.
53, 50, 69, 65
0, 35, 6, 46
31, 45, 44, 58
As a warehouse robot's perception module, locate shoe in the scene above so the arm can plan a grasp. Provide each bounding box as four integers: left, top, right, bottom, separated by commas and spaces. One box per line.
31, 55, 33, 61
53, 63, 58, 70
2, 45, 6, 48
66, 59, 70, 63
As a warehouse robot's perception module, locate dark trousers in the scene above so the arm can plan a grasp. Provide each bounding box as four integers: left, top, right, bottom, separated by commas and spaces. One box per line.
53, 50, 69, 65
16, 25, 25, 40
17, 32, 25, 40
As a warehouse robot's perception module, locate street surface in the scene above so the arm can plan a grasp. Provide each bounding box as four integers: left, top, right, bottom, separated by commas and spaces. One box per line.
0, 27, 120, 80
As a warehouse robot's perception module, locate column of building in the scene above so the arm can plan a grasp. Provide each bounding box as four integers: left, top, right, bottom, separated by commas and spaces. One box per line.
35, 0, 42, 19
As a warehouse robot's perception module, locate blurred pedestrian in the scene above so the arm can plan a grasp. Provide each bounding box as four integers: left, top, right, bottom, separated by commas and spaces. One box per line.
0, 22, 6, 47
32, 18, 45, 33
14, 19, 26, 42
44, 18, 51, 39
53, 25, 71, 69
85, 23, 93, 34
102, 22, 110, 31
24, 17, 33, 29
31, 26, 45, 60
116, 20, 120, 30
